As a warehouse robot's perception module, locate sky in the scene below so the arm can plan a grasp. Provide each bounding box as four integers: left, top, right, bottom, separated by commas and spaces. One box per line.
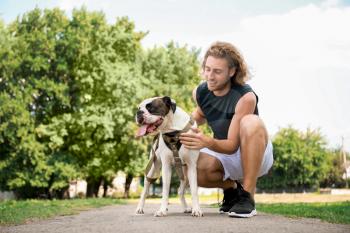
1, 0, 350, 151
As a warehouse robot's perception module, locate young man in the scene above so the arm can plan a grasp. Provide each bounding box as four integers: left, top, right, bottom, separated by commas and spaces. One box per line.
179, 41, 273, 218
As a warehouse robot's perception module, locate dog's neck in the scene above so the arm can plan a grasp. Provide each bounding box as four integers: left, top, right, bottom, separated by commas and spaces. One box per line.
161, 107, 191, 133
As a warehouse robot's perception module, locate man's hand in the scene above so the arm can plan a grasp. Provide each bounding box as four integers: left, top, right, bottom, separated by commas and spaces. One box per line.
179, 128, 214, 150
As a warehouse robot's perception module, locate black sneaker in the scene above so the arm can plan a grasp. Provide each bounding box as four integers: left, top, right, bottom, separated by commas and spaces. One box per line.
228, 188, 256, 218
219, 181, 243, 213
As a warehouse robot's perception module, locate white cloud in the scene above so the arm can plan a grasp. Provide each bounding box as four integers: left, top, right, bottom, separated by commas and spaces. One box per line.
227, 3, 350, 150
58, 0, 111, 12
321, 0, 341, 8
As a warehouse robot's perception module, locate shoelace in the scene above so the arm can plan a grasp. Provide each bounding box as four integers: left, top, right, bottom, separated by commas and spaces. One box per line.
218, 193, 230, 207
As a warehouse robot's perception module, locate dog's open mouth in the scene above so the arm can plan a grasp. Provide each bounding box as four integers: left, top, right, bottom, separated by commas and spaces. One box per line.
136, 118, 163, 137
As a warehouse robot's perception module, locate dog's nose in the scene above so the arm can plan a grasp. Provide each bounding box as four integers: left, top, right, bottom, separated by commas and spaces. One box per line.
137, 110, 144, 123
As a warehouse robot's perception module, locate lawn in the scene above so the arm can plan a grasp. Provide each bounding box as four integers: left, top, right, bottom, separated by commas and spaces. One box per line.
0, 198, 125, 226
257, 202, 350, 225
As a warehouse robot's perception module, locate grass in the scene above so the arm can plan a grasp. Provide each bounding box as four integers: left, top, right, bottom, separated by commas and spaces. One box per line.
210, 201, 350, 224
0, 198, 125, 226
256, 202, 350, 225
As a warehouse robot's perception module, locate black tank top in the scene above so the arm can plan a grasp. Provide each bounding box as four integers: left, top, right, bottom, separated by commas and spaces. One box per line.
196, 82, 259, 139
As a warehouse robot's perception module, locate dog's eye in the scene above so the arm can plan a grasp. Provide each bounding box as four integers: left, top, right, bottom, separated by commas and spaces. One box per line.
146, 103, 152, 111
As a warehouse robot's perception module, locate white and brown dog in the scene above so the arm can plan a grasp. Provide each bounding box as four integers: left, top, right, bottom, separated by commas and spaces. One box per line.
135, 96, 203, 217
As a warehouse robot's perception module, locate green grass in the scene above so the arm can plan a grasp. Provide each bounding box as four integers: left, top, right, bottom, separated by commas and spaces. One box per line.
256, 202, 350, 225
0, 198, 125, 226
210, 201, 350, 224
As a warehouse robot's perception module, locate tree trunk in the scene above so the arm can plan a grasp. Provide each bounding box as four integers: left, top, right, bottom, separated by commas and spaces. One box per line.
86, 177, 102, 197
102, 179, 109, 197
123, 173, 133, 198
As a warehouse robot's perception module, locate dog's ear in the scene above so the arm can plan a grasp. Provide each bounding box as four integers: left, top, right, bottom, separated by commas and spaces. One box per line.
162, 96, 176, 113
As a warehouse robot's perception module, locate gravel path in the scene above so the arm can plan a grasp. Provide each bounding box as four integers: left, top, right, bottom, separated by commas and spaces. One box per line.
1, 203, 349, 233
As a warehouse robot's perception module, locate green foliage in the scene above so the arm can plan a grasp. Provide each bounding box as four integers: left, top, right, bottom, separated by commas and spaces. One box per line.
258, 127, 332, 190
0, 7, 201, 198
0, 8, 77, 198
320, 148, 348, 188
141, 42, 201, 112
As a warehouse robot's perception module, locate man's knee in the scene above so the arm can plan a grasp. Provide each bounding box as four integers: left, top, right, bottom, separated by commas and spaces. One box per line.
197, 153, 222, 170
240, 114, 267, 143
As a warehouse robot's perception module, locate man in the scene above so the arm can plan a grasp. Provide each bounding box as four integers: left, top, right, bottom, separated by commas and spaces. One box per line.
179, 41, 273, 218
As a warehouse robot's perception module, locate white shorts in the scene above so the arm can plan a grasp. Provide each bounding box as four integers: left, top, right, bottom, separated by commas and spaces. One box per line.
200, 140, 273, 181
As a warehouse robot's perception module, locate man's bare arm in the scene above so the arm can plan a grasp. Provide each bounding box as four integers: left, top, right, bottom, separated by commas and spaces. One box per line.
207, 92, 257, 154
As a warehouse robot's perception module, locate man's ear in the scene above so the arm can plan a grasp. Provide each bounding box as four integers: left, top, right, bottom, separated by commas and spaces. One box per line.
162, 96, 176, 113
229, 67, 236, 77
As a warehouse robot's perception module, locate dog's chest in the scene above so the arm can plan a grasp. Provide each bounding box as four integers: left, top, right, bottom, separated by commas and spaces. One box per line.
156, 134, 189, 163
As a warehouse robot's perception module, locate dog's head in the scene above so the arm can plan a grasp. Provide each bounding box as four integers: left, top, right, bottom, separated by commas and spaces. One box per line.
135, 96, 176, 137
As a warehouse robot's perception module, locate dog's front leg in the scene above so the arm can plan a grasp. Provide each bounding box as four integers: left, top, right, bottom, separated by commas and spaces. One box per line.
178, 167, 191, 213
135, 177, 151, 214
187, 161, 203, 217
154, 163, 172, 217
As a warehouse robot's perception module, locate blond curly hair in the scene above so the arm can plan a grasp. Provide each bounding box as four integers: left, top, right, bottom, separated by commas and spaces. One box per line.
202, 41, 250, 85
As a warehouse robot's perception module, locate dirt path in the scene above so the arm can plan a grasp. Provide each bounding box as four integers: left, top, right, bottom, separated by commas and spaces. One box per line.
1, 203, 349, 233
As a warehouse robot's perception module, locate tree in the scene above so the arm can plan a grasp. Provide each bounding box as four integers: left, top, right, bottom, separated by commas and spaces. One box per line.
0, 8, 78, 198
257, 126, 331, 191
37, 10, 147, 197
1, 8, 203, 199
320, 148, 349, 188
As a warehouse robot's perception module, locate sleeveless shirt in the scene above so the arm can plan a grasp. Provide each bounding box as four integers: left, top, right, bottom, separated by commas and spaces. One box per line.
196, 81, 259, 139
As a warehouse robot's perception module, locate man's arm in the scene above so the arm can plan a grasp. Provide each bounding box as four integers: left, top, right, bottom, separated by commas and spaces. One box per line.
191, 87, 207, 126
207, 92, 257, 154
180, 91, 257, 154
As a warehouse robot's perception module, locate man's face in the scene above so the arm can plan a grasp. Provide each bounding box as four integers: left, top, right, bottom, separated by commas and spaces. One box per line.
203, 56, 235, 92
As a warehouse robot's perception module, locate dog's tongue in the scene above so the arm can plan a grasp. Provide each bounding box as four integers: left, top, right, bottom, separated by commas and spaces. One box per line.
136, 124, 148, 137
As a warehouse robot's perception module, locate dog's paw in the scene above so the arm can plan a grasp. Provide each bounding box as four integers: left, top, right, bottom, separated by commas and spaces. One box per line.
191, 208, 203, 217
183, 208, 192, 213
154, 209, 167, 217
135, 208, 144, 215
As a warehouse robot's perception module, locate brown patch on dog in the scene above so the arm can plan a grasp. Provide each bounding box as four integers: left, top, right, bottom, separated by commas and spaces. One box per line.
146, 98, 171, 116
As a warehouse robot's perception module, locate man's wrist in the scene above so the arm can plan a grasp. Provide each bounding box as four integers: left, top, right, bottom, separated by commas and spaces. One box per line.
205, 136, 215, 150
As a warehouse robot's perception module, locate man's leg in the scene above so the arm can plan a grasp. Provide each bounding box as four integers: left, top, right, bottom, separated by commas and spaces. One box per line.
196, 153, 240, 213
239, 114, 268, 196
228, 114, 268, 218
196, 153, 235, 189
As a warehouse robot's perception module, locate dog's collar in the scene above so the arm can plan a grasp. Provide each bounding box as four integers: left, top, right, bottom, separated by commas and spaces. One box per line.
162, 116, 195, 150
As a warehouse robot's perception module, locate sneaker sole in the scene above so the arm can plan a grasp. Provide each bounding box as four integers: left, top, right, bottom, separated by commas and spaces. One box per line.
228, 209, 257, 218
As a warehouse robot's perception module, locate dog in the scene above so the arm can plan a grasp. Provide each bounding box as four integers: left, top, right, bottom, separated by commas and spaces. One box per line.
135, 96, 203, 217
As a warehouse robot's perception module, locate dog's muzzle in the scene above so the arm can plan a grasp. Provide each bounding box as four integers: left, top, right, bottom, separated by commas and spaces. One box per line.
136, 110, 144, 124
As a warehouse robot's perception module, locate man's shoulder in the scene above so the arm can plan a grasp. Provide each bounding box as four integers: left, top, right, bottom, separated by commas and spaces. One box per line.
195, 81, 209, 106
232, 83, 254, 95
196, 81, 208, 94
197, 81, 207, 88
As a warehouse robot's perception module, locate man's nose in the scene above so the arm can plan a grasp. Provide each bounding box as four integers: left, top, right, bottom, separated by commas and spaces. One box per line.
205, 70, 214, 79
